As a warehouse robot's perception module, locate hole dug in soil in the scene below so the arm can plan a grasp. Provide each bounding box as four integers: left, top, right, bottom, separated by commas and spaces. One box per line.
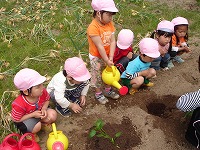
147, 102, 166, 117
86, 116, 141, 150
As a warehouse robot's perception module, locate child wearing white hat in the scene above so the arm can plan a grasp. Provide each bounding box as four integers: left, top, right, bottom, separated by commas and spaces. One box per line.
11, 68, 57, 142
121, 38, 160, 95
87, 0, 120, 104
168, 16, 191, 68
113, 29, 138, 74
47, 57, 91, 117
150, 20, 174, 71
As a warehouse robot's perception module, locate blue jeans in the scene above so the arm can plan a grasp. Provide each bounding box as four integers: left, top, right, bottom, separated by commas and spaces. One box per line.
150, 53, 170, 70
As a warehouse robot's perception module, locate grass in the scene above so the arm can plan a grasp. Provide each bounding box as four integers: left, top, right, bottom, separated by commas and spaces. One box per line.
0, 0, 200, 142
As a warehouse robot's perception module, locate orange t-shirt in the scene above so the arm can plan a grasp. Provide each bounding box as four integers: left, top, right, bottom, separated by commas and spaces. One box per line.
87, 19, 115, 58
172, 34, 186, 47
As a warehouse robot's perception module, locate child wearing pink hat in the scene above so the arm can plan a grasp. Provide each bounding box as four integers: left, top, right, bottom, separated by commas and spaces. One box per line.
168, 16, 191, 68
150, 20, 174, 71
121, 38, 160, 94
47, 57, 91, 117
11, 68, 57, 142
113, 29, 138, 74
87, 0, 120, 104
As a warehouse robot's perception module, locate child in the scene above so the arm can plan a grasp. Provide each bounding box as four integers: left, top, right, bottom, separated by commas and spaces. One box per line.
121, 38, 160, 95
150, 20, 174, 71
176, 90, 200, 149
176, 55, 200, 149
11, 68, 57, 141
87, 0, 120, 104
114, 29, 138, 74
168, 16, 191, 68
47, 57, 91, 117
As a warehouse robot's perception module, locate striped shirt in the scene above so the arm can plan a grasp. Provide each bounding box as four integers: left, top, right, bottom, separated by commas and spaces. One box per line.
176, 89, 200, 112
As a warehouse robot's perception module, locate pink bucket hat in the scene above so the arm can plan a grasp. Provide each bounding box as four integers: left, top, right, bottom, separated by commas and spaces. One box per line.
171, 17, 188, 26
117, 29, 134, 49
91, 0, 118, 12
139, 38, 160, 58
157, 20, 174, 33
64, 57, 91, 82
14, 68, 46, 91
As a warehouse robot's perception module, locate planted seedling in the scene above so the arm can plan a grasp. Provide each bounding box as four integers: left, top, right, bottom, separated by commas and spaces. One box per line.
89, 119, 122, 145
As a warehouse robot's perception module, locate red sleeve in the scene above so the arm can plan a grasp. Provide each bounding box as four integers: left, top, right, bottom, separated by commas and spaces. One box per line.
11, 97, 26, 121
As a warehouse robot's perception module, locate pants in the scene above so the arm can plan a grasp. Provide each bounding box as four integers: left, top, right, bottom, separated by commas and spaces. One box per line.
150, 53, 170, 70
185, 107, 200, 149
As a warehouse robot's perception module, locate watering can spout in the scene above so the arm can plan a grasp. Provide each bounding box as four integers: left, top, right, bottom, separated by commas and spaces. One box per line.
102, 66, 128, 95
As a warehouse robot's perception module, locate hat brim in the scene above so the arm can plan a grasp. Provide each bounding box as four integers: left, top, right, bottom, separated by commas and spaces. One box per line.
117, 41, 131, 49
157, 28, 174, 33
145, 52, 160, 59
102, 7, 118, 12
73, 70, 91, 82
32, 76, 46, 87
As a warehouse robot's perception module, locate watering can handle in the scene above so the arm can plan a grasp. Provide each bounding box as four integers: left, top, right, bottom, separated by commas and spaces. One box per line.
111, 66, 116, 76
18, 133, 35, 149
2, 133, 20, 146
52, 123, 58, 139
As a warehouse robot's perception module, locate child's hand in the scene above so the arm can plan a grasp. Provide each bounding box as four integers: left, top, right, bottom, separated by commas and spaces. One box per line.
184, 46, 191, 53
127, 52, 133, 59
69, 103, 82, 113
105, 59, 114, 67
33, 110, 43, 118
79, 95, 86, 107
40, 109, 47, 119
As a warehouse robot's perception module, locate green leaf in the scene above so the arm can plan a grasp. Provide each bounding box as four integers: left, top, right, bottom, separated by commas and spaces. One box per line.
115, 132, 122, 138
95, 119, 104, 130
104, 134, 110, 139
96, 133, 104, 137
89, 129, 96, 138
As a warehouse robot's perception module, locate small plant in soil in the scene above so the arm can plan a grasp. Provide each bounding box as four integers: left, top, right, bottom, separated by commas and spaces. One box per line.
89, 119, 122, 145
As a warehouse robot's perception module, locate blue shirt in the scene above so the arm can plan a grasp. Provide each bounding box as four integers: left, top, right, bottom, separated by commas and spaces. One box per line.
121, 56, 151, 79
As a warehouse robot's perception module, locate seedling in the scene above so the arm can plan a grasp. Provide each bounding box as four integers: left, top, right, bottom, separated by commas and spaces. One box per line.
89, 119, 122, 144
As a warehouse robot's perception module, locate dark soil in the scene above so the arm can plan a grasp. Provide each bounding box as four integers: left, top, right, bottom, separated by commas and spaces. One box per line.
86, 116, 141, 150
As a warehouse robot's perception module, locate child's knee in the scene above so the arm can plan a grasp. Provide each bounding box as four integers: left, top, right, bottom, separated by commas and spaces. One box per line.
148, 68, 156, 76
131, 76, 144, 86
32, 122, 42, 133
47, 109, 57, 122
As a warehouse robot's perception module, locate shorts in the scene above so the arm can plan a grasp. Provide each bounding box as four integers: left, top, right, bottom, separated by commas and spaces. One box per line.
14, 118, 41, 134
121, 77, 149, 89
121, 78, 132, 89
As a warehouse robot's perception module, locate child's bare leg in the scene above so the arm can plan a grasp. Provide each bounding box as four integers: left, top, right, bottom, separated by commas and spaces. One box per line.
41, 109, 57, 124
146, 68, 156, 79
32, 122, 41, 133
130, 76, 144, 89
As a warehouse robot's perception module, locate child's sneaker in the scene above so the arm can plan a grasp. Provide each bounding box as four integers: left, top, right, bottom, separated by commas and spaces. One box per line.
55, 105, 71, 117
162, 67, 169, 71
104, 89, 120, 99
174, 56, 185, 63
143, 82, 154, 87
129, 88, 138, 95
95, 93, 109, 104
168, 60, 174, 69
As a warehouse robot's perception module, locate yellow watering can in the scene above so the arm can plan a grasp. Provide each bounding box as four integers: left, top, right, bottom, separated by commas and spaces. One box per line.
46, 123, 69, 150
102, 66, 128, 95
